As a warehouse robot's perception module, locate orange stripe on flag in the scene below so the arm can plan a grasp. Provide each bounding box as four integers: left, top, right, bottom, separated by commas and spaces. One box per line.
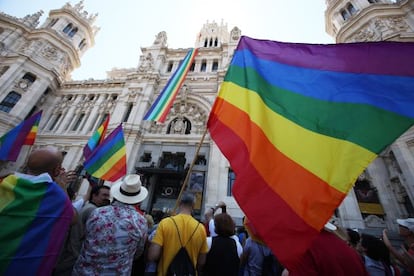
216, 98, 345, 229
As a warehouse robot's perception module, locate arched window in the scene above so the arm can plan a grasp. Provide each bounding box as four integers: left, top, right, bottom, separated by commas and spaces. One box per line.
68, 27, 78, 38
22, 72, 36, 85
341, 9, 350, 20
214, 38, 218, 47
204, 39, 208, 47
0, 91, 21, 113
347, 3, 357, 15
63, 23, 73, 34
78, 39, 87, 50
209, 38, 213, 47
48, 18, 58, 27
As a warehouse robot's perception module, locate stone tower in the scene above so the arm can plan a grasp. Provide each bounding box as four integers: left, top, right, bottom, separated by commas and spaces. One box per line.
325, 0, 414, 43
0, 1, 98, 128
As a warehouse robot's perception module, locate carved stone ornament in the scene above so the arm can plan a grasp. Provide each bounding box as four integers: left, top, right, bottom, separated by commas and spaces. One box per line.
230, 27, 241, 41
41, 44, 59, 61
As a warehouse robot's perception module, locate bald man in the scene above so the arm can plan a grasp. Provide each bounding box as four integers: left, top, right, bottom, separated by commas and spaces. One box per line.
26, 146, 63, 176
0, 146, 75, 275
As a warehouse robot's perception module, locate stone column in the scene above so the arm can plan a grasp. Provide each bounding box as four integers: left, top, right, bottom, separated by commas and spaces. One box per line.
391, 141, 414, 204
82, 94, 105, 133
56, 95, 82, 132
338, 189, 365, 229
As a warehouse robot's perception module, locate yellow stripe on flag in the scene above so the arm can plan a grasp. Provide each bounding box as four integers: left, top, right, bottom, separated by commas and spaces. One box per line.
219, 82, 377, 193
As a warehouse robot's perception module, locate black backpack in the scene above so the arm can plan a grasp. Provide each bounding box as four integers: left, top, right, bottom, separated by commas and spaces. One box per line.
167, 217, 200, 276
260, 244, 281, 276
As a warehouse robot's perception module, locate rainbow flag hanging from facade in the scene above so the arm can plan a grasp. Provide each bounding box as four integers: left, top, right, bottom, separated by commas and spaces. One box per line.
83, 115, 110, 159
0, 110, 42, 161
0, 173, 73, 275
207, 36, 414, 269
143, 48, 198, 123
84, 124, 126, 181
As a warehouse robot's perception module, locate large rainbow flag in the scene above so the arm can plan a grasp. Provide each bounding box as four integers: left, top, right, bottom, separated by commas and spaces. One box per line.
84, 124, 126, 181
83, 114, 110, 159
0, 111, 42, 161
0, 173, 73, 275
207, 36, 414, 269
143, 48, 198, 123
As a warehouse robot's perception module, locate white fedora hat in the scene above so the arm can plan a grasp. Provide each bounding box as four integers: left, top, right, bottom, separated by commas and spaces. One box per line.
111, 174, 148, 205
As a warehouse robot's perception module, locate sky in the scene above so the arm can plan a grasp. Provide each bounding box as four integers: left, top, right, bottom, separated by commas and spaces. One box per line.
0, 1, 334, 80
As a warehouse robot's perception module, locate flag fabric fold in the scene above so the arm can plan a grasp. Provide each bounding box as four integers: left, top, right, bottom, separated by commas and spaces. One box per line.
83, 115, 110, 159
0, 173, 73, 275
84, 124, 126, 182
0, 111, 42, 161
207, 36, 414, 269
143, 48, 198, 123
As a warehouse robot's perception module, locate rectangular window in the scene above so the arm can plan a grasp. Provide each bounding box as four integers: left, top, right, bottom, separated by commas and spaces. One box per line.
123, 103, 133, 122
200, 60, 207, 72
227, 168, 236, 196
72, 113, 85, 131
167, 62, 173, 73
189, 62, 195, 72
212, 61, 218, 72
49, 113, 62, 130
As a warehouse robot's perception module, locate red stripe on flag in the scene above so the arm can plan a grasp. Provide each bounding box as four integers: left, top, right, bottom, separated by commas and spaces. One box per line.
209, 112, 320, 268
209, 99, 345, 227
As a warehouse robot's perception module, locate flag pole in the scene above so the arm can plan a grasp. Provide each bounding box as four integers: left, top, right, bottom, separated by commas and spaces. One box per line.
172, 127, 208, 214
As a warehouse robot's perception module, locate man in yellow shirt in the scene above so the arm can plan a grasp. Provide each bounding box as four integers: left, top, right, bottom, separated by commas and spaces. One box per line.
148, 193, 208, 275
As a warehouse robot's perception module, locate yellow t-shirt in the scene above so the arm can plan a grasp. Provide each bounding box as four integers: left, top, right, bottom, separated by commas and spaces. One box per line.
152, 213, 208, 276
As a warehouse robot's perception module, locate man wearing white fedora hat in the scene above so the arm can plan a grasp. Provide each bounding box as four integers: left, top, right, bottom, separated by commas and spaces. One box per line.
73, 174, 149, 275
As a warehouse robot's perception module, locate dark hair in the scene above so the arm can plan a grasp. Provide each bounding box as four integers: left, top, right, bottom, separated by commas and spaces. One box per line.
89, 185, 110, 201
360, 233, 390, 264
346, 228, 360, 247
180, 192, 195, 206
214, 213, 235, 237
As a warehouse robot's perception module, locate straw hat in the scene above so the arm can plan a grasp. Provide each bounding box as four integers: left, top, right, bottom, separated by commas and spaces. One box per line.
111, 174, 148, 204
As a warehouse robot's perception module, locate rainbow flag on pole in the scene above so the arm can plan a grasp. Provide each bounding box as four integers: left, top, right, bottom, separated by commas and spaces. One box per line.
83, 115, 110, 159
143, 48, 198, 123
84, 124, 126, 181
207, 36, 414, 269
0, 173, 73, 275
0, 111, 42, 161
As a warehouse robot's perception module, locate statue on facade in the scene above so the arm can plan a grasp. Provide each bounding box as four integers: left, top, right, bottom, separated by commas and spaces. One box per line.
153, 31, 167, 46
138, 53, 154, 72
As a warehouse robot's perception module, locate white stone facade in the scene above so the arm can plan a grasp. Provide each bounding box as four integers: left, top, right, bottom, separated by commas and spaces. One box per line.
325, 0, 414, 233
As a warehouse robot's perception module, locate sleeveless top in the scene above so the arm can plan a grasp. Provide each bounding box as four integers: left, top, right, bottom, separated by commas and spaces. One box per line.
205, 236, 240, 276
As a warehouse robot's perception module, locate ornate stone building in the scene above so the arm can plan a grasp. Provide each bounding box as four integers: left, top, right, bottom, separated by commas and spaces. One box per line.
0, 2, 243, 222
325, 0, 414, 233
0, 0, 413, 228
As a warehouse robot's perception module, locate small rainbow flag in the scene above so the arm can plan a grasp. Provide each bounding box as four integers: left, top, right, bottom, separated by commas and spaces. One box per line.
84, 124, 126, 181
143, 48, 198, 123
0, 173, 74, 275
0, 110, 42, 161
207, 36, 414, 269
83, 115, 110, 159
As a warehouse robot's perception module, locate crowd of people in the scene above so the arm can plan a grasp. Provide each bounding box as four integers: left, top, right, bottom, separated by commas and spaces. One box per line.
2, 146, 414, 275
